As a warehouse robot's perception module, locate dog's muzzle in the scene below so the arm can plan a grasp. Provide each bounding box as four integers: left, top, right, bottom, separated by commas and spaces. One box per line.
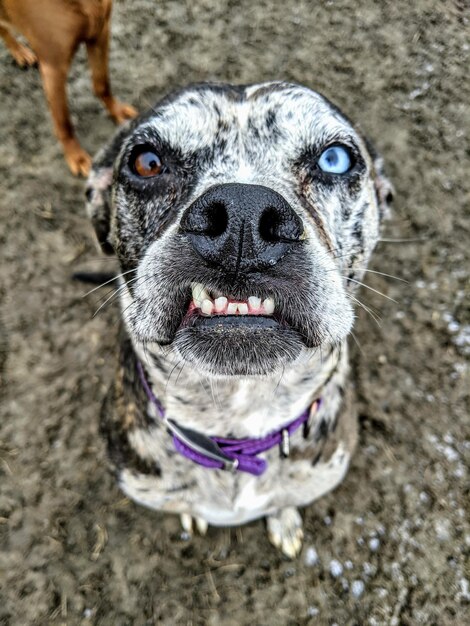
180, 183, 304, 273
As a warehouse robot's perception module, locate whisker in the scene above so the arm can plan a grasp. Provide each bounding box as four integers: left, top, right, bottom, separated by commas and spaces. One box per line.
209, 378, 220, 410
93, 275, 140, 309
349, 330, 364, 356
272, 365, 285, 397
81, 268, 137, 298
378, 237, 426, 243
174, 360, 187, 386
198, 378, 213, 402
92, 275, 148, 317
166, 359, 184, 390
354, 268, 408, 283
348, 293, 382, 327
346, 277, 398, 304
92, 288, 122, 318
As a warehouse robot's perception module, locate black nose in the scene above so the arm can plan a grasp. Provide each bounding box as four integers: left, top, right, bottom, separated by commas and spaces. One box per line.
180, 183, 304, 273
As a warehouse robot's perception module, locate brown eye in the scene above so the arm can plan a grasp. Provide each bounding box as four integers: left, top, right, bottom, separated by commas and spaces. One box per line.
132, 149, 163, 177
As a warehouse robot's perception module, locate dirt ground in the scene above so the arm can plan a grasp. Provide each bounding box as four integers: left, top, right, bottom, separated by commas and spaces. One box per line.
0, 1, 469, 624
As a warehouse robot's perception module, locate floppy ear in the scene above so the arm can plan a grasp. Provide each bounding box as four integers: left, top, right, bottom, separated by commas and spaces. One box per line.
364, 138, 394, 220
85, 123, 133, 254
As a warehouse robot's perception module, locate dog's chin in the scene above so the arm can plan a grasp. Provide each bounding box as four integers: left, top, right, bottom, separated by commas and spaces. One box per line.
172, 315, 304, 377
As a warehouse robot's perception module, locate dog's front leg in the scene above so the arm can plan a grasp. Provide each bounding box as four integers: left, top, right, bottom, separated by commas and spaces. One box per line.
39, 61, 92, 176
86, 23, 137, 125
266, 507, 304, 559
0, 23, 36, 67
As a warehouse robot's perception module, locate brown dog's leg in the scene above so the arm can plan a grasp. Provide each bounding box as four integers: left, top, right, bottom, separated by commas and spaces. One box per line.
39, 61, 92, 176
86, 23, 137, 124
0, 24, 36, 67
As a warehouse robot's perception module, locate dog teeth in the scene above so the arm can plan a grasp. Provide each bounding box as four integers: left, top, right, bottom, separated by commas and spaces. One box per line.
191, 284, 275, 317
263, 298, 275, 314
214, 296, 228, 312
248, 296, 261, 310
192, 283, 210, 307
201, 299, 214, 315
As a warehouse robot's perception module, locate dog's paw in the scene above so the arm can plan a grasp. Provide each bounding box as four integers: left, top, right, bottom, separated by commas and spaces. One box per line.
266, 507, 304, 559
10, 42, 37, 68
109, 100, 138, 125
180, 514, 209, 536
64, 143, 92, 177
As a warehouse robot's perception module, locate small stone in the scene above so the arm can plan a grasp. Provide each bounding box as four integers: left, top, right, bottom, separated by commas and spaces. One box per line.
304, 546, 319, 567
442, 445, 459, 463
419, 491, 429, 503
369, 538, 380, 552
363, 562, 376, 577
329, 559, 343, 578
457, 578, 470, 602
351, 579, 365, 598
434, 518, 452, 542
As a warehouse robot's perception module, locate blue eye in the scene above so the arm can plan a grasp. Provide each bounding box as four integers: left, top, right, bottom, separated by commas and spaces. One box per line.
318, 145, 352, 174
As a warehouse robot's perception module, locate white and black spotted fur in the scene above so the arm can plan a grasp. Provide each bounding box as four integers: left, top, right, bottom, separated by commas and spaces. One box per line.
86, 81, 392, 557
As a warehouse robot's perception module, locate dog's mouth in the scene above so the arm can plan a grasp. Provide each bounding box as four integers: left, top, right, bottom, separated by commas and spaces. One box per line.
181, 283, 278, 327
172, 282, 304, 377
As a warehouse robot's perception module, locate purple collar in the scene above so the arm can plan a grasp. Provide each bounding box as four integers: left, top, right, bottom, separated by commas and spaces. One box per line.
137, 360, 321, 477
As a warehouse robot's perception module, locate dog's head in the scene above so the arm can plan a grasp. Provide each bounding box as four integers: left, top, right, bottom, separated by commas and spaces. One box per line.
86, 82, 392, 377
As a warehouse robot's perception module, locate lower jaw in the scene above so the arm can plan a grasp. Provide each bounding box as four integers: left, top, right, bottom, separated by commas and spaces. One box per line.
184, 314, 281, 331
172, 320, 304, 377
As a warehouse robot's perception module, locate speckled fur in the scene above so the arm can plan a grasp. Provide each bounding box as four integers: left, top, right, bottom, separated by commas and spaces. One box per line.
86, 82, 392, 551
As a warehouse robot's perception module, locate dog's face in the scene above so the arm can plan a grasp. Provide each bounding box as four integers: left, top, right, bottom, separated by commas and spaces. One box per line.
87, 82, 392, 377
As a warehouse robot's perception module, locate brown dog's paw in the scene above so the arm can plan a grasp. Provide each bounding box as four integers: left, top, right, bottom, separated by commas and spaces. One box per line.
109, 100, 138, 125
10, 42, 37, 68
64, 142, 92, 177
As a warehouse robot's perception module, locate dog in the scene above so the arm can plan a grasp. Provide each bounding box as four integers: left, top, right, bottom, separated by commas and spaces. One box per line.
0, 0, 137, 176
85, 81, 393, 558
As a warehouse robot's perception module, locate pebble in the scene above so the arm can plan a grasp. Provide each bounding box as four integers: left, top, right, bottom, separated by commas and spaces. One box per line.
304, 546, 319, 567
329, 559, 343, 578
351, 580, 365, 598
369, 538, 380, 552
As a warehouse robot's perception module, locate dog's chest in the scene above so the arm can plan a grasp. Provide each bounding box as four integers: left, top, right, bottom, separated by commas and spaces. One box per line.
116, 348, 353, 525
118, 434, 350, 525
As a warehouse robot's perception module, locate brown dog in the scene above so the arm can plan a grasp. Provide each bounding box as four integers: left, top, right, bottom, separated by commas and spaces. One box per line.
0, 0, 137, 175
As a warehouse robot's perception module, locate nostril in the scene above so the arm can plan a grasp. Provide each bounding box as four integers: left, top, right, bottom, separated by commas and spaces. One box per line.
182, 200, 228, 237
204, 201, 228, 237
259, 206, 303, 243
259, 206, 283, 243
